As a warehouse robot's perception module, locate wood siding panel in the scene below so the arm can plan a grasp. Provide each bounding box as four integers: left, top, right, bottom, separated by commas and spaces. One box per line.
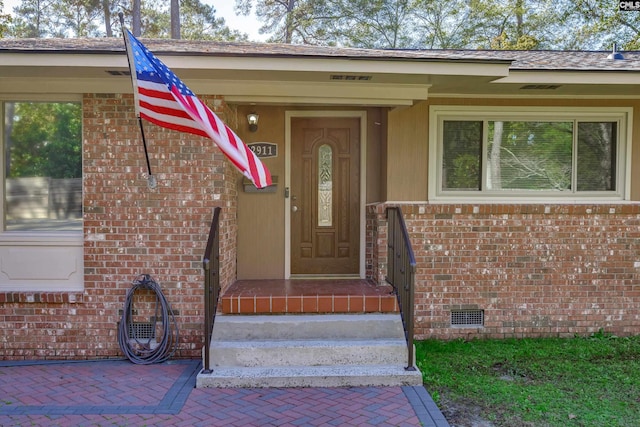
386, 102, 429, 201
236, 106, 286, 279
366, 108, 385, 203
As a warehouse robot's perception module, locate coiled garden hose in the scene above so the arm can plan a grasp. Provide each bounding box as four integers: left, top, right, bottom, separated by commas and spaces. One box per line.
117, 274, 179, 364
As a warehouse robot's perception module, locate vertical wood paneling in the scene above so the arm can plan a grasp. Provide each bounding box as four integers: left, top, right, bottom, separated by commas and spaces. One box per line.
386, 102, 429, 201
236, 106, 286, 279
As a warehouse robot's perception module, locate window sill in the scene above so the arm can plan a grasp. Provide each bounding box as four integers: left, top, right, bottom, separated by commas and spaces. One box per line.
429, 196, 628, 205
0, 291, 83, 304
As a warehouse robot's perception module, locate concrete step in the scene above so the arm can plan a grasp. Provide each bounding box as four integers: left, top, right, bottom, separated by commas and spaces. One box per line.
211, 313, 406, 340
196, 365, 423, 388
197, 313, 422, 388
210, 338, 408, 367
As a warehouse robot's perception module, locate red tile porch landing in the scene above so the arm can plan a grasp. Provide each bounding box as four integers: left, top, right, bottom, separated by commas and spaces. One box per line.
220, 279, 399, 314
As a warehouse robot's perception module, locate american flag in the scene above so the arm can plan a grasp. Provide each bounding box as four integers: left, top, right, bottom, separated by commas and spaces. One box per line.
123, 30, 272, 189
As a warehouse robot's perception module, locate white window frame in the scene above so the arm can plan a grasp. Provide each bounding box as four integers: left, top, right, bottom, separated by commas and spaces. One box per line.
429, 106, 632, 202
0, 95, 84, 292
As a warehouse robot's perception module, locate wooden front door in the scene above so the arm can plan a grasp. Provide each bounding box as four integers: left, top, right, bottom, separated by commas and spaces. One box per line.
290, 117, 360, 275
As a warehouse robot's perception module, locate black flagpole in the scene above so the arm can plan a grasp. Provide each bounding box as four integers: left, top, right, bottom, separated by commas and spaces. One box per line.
119, 13, 157, 189
137, 117, 156, 189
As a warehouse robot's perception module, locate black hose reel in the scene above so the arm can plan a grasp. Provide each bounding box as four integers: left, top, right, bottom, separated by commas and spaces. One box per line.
117, 274, 179, 364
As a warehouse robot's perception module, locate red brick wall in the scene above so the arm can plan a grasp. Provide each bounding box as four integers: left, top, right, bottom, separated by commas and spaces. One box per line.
369, 202, 640, 340
366, 204, 387, 284
0, 93, 238, 360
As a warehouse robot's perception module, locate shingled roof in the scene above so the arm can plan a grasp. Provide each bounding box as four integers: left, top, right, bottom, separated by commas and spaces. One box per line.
1, 37, 639, 72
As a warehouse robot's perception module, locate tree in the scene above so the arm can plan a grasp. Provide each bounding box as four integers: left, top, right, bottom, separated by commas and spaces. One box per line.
179, 0, 247, 41
324, 0, 417, 48
118, 0, 248, 40
8, 0, 247, 39
235, 0, 317, 44
0, 0, 11, 37
576, 122, 616, 191
5, 0, 638, 50
43, 103, 82, 179
412, 0, 480, 49
235, 0, 419, 47
10, 0, 103, 37
468, 0, 555, 50
170, 0, 179, 38
442, 121, 482, 191
487, 121, 573, 191
6, 102, 81, 179
561, 0, 640, 50
102, 0, 112, 36
236, 0, 577, 49
58, 0, 103, 37
10, 0, 59, 37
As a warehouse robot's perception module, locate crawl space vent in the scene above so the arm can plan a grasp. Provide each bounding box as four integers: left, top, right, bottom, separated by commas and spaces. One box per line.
128, 322, 155, 340
451, 309, 484, 327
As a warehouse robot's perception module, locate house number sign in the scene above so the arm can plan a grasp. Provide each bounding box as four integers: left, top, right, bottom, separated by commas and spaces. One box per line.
248, 142, 278, 158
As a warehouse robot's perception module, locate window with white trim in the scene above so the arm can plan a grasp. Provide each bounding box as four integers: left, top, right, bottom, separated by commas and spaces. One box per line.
0, 98, 83, 292
430, 107, 630, 200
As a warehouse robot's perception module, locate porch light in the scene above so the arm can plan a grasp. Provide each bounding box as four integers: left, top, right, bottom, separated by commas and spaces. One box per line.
247, 113, 259, 132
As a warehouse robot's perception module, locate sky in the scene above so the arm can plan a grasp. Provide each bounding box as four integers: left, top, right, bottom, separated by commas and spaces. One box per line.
1, 0, 265, 41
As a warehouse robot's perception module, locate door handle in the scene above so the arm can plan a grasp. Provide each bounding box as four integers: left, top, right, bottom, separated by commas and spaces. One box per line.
292, 206, 298, 212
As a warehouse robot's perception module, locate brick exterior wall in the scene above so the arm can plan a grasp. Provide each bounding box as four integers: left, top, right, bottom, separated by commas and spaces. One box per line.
366, 204, 387, 284
0, 94, 238, 360
369, 202, 640, 340
4, 94, 640, 360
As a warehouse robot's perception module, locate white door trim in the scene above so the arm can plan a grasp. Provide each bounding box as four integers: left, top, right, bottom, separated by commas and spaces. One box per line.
284, 110, 367, 279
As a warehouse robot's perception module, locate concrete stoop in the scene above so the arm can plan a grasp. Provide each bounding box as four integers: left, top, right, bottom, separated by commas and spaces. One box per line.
196, 313, 423, 388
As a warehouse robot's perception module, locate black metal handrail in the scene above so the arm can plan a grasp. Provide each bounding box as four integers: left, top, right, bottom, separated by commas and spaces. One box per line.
386, 207, 417, 371
202, 207, 221, 374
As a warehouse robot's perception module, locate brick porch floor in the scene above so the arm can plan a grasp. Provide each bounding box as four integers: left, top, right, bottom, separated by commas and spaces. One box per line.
220, 279, 399, 314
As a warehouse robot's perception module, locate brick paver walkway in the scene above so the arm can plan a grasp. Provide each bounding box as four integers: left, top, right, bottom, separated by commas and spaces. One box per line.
0, 360, 449, 427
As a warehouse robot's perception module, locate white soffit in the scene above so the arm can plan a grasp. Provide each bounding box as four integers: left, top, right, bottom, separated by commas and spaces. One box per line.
189, 80, 431, 100
168, 56, 512, 78
0, 77, 428, 105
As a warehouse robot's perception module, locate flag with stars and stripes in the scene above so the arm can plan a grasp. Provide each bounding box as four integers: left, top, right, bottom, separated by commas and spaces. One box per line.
123, 30, 272, 189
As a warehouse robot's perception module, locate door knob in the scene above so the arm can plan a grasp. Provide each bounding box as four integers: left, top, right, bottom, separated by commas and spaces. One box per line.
292, 206, 298, 212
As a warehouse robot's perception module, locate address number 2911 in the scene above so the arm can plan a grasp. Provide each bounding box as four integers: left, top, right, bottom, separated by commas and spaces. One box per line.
248, 142, 278, 158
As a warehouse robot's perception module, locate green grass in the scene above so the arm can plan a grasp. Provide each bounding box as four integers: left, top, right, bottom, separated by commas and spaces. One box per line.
416, 331, 640, 427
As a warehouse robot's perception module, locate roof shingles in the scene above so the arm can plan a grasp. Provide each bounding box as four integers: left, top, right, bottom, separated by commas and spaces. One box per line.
1, 38, 639, 71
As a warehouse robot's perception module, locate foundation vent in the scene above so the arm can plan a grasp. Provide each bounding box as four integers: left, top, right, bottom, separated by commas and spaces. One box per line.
128, 322, 155, 340
451, 309, 484, 327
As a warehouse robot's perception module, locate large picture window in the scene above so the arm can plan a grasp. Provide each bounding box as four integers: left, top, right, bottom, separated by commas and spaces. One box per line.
3, 101, 82, 231
432, 107, 628, 200
0, 98, 83, 292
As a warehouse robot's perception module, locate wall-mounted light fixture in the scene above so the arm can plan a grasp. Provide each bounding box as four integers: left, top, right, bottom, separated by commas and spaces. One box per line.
247, 113, 259, 132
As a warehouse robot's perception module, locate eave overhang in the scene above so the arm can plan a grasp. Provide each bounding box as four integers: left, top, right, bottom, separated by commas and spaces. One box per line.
1, 40, 639, 101
0, 45, 511, 105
